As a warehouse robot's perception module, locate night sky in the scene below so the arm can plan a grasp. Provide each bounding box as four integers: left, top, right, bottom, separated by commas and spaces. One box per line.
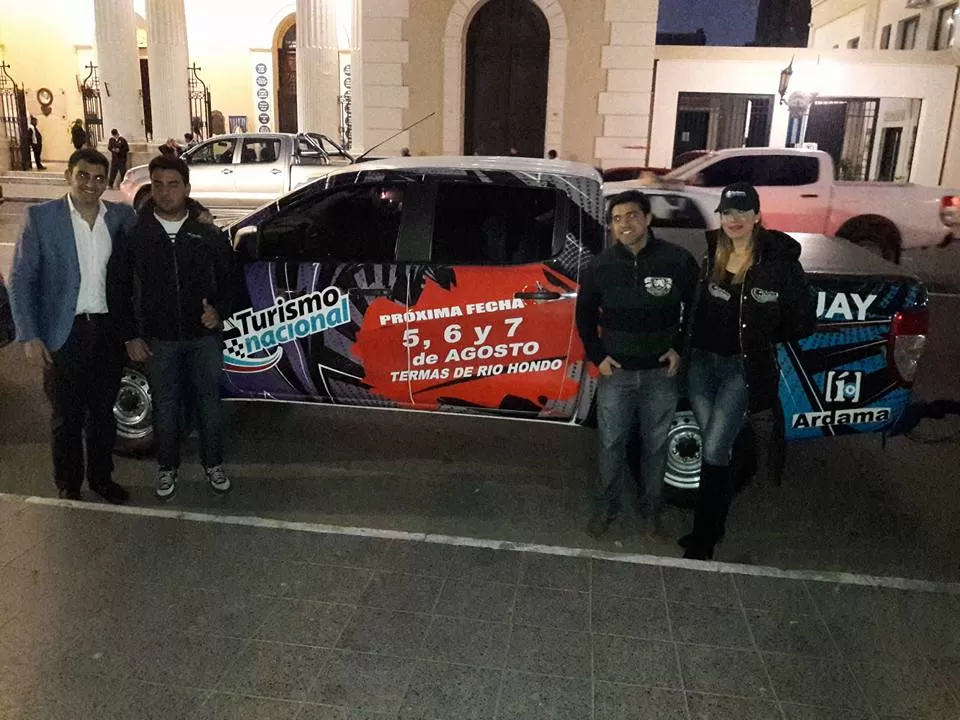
657, 0, 762, 46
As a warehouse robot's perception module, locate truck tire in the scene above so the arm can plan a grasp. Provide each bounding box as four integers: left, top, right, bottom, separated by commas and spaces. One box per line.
133, 186, 153, 211
663, 409, 703, 507
835, 215, 902, 263
113, 365, 155, 457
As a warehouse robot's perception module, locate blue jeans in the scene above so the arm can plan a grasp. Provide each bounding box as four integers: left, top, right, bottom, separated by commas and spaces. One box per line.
687, 350, 749, 467
596, 367, 678, 519
150, 336, 224, 470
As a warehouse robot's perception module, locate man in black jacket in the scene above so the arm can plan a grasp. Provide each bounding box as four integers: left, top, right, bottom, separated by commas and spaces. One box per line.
107, 129, 130, 189
109, 154, 240, 500
576, 190, 699, 538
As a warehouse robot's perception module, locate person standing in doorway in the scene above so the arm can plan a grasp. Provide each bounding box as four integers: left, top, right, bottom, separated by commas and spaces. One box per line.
70, 119, 87, 151
576, 190, 699, 539
679, 183, 816, 560
8, 149, 135, 504
107, 129, 130, 189
109, 154, 239, 501
29, 117, 45, 170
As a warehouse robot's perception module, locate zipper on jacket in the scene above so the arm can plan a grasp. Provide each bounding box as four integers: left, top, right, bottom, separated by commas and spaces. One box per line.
738, 264, 750, 391
634, 254, 640, 287
171, 233, 183, 338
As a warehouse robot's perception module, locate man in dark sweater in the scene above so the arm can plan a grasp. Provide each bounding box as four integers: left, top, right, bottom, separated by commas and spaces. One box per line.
576, 190, 699, 538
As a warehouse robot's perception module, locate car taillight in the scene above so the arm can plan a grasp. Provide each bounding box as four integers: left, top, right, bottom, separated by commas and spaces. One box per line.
888, 309, 928, 386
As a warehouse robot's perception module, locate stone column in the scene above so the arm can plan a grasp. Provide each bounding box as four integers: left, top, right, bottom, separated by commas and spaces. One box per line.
146, 0, 191, 142
348, 0, 364, 151
93, 0, 144, 141
860, 0, 881, 49
296, 0, 341, 134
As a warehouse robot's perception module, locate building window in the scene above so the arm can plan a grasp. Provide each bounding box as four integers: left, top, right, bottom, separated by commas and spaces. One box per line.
935, 3, 958, 49
897, 16, 920, 49
880, 24, 892, 49
847, 37, 860, 48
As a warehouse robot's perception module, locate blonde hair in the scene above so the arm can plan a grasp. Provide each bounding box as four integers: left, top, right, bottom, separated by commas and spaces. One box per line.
711, 225, 759, 284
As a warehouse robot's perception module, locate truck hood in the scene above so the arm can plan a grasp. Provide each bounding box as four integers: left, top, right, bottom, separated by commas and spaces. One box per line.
123, 164, 150, 185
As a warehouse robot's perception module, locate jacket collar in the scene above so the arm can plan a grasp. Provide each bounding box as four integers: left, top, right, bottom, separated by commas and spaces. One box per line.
612, 229, 659, 260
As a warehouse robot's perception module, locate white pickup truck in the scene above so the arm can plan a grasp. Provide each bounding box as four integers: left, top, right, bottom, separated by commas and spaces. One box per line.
119, 132, 354, 212
662, 147, 958, 261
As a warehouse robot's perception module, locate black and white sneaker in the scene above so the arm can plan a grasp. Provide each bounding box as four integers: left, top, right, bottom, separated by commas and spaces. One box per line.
155, 468, 178, 501
205, 465, 232, 494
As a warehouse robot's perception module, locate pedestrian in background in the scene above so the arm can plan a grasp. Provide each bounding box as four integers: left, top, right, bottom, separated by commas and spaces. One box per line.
576, 189, 699, 539
183, 132, 199, 151
70, 119, 87, 151
679, 182, 816, 560
107, 128, 130, 189
8, 148, 135, 504
29, 116, 45, 170
109, 154, 240, 501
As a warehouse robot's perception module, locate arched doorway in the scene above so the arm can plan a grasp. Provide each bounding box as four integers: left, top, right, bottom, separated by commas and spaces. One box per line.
464, 0, 549, 157
277, 23, 297, 133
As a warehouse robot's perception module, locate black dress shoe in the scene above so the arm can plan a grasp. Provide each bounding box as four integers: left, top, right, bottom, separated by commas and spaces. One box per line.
90, 481, 130, 505
58, 488, 83, 501
682, 545, 714, 561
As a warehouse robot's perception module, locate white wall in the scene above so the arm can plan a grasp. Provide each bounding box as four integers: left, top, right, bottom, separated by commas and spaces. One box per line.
811, 7, 866, 48
650, 49, 958, 185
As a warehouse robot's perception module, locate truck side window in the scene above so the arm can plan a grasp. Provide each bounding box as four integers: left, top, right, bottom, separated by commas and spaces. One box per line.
240, 138, 281, 164
430, 184, 559, 265
762, 156, 819, 186
258, 184, 404, 263
647, 194, 709, 229
190, 139, 236, 165
698, 156, 759, 187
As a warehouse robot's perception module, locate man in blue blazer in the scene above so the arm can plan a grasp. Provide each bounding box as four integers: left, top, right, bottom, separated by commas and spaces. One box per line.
8, 148, 135, 503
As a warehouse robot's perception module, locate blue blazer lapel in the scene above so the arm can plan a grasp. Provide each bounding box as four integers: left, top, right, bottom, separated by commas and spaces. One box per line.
56, 195, 81, 281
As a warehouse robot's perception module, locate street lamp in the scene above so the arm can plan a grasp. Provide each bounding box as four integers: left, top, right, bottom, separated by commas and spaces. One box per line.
778, 57, 794, 105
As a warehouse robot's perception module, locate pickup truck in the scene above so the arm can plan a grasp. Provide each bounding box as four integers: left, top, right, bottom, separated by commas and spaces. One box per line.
118, 132, 353, 212
110, 157, 929, 501
663, 147, 959, 262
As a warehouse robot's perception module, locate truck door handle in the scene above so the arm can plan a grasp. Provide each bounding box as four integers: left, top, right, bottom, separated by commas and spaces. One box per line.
514, 290, 562, 300
271, 168, 282, 175
348, 287, 390, 298
801, 193, 819, 198
221, 168, 233, 175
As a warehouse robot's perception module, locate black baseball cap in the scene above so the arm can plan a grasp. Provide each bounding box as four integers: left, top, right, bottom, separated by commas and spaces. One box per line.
716, 182, 761, 213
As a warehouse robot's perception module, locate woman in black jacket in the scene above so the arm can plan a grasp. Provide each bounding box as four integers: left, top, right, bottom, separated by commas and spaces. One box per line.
681, 182, 816, 560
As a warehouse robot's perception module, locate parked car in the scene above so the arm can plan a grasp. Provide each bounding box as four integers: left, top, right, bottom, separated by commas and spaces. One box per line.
0, 269, 14, 349
663, 147, 960, 261
111, 157, 928, 502
118, 132, 353, 212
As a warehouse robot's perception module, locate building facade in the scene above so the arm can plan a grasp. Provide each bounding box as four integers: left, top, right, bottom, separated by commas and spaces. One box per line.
809, 0, 958, 50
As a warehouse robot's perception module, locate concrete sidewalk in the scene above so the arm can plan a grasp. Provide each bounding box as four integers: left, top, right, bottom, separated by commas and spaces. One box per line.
0, 496, 957, 719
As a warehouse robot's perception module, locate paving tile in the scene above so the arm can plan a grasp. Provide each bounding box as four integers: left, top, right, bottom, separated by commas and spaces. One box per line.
105, 680, 209, 719
397, 660, 499, 720
336, 607, 431, 657
433, 579, 516, 622
668, 602, 752, 648
447, 546, 523, 584
746, 610, 838, 657
505, 625, 591, 678
131, 632, 247, 689
24, 673, 126, 719
194, 554, 296, 597
779, 703, 874, 720
279, 563, 374, 604
662, 567, 738, 607
593, 634, 681, 688
686, 692, 782, 720
592, 594, 671, 640
222, 640, 329, 701
593, 682, 687, 720
825, 615, 922, 663
359, 572, 445, 614
307, 650, 412, 714
176, 589, 280, 637
417, 616, 508, 667
804, 581, 896, 622
297, 705, 395, 720
591, 559, 664, 599
377, 541, 455, 577
253, 599, 355, 647
734, 575, 818, 614
930, 656, 960, 695
225, 528, 390, 568
519, 554, 590, 591
51, 617, 154, 681
763, 653, 867, 708
513, 586, 589, 631
678, 645, 771, 698
497, 671, 591, 720
851, 660, 960, 718
194, 692, 302, 719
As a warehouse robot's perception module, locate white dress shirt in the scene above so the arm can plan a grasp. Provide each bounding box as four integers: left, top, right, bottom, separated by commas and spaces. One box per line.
67, 194, 112, 315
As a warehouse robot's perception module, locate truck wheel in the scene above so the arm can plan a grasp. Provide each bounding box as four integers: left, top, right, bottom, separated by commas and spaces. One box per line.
133, 186, 152, 211
114, 365, 155, 456
663, 409, 702, 507
835, 215, 902, 263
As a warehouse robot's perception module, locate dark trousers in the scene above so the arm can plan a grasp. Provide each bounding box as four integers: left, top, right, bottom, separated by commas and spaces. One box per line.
31, 143, 43, 168
42, 315, 123, 493
109, 156, 128, 188
150, 336, 224, 470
